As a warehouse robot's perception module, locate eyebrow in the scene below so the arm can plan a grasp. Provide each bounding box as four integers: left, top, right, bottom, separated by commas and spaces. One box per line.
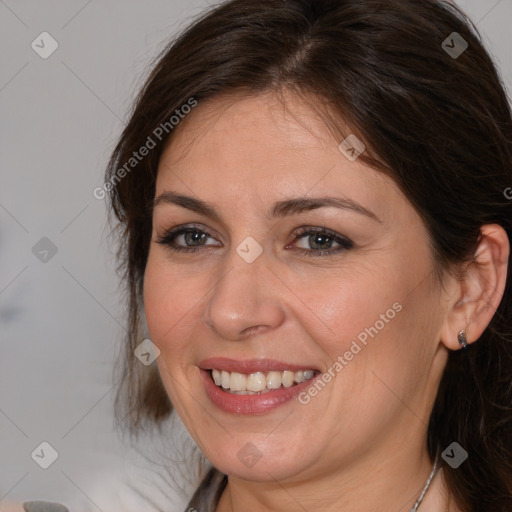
152, 191, 381, 223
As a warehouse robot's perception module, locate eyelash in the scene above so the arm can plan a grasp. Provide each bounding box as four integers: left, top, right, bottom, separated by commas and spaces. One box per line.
155, 224, 354, 257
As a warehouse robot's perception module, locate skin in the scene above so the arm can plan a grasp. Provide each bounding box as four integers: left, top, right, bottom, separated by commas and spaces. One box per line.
143, 90, 509, 512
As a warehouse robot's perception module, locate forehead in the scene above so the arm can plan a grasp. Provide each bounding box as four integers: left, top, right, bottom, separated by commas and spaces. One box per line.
154, 90, 402, 224
160, 90, 339, 165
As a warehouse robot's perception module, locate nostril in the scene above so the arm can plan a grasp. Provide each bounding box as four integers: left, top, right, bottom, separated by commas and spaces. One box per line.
241, 325, 267, 337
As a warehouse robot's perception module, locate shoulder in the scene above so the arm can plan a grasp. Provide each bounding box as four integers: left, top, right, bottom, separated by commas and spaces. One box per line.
0, 503, 24, 512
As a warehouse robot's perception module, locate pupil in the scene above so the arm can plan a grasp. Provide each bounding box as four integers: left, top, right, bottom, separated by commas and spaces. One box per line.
186, 230, 206, 246
311, 233, 331, 250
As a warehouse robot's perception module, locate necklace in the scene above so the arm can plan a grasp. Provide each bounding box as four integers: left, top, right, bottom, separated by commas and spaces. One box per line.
409, 456, 440, 511
227, 456, 440, 512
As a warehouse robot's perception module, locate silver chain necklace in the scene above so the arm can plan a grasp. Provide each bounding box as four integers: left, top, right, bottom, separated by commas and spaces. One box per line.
227, 457, 440, 512
409, 457, 440, 511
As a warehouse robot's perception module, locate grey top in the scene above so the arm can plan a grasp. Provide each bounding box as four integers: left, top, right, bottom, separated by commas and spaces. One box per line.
184, 467, 228, 512
22, 502, 69, 512
21, 468, 227, 512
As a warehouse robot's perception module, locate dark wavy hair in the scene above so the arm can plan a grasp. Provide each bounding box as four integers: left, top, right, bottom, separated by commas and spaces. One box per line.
105, 0, 512, 509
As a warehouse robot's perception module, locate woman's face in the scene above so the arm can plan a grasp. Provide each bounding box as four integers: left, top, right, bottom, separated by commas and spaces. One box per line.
144, 90, 451, 482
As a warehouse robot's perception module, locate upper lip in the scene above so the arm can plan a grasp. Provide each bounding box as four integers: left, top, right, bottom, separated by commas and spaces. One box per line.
198, 357, 320, 373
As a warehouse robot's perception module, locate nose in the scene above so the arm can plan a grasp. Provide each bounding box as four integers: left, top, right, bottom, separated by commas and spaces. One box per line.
203, 246, 286, 341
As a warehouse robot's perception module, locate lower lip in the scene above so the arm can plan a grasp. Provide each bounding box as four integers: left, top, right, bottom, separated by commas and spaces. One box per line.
200, 369, 319, 415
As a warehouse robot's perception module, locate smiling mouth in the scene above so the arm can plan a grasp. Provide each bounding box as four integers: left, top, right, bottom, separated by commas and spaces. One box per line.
210, 369, 319, 395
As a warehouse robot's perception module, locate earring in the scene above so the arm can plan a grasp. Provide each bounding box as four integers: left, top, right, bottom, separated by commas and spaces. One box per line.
457, 329, 469, 349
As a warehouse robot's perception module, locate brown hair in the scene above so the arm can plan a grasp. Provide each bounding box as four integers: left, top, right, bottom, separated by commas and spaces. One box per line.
105, 0, 512, 509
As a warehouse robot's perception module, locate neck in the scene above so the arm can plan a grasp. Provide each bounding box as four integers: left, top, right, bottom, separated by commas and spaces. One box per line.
216, 446, 455, 512
416, 467, 464, 512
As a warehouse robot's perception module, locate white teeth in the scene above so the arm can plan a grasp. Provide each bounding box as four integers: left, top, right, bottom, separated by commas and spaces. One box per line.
266, 371, 282, 389
210, 368, 316, 393
229, 372, 247, 391
281, 370, 295, 388
294, 370, 305, 383
246, 372, 266, 392
212, 369, 221, 386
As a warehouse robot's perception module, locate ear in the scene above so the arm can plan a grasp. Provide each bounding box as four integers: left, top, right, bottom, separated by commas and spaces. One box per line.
440, 224, 509, 351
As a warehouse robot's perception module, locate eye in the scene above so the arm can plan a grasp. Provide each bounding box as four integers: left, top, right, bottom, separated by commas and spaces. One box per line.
288, 226, 354, 257
155, 224, 221, 253
155, 224, 354, 257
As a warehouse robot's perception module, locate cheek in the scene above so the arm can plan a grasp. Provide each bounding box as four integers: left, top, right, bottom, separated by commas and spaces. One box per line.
311, 270, 439, 425
292, 258, 430, 417
143, 258, 199, 408
292, 265, 403, 358
143, 256, 196, 356
310, 238, 434, 361
143, 260, 167, 343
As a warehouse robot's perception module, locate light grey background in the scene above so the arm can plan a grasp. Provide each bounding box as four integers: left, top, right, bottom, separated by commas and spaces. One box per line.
1, 0, 511, 510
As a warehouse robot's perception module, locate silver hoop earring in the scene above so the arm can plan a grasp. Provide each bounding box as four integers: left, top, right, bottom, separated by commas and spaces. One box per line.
458, 329, 469, 349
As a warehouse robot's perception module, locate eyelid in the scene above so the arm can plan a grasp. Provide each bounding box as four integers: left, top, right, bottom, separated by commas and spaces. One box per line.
155, 223, 354, 256
155, 223, 221, 246
289, 226, 354, 253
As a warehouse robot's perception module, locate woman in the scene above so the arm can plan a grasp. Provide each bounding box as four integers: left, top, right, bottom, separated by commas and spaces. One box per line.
19, 0, 512, 510
108, 0, 512, 510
